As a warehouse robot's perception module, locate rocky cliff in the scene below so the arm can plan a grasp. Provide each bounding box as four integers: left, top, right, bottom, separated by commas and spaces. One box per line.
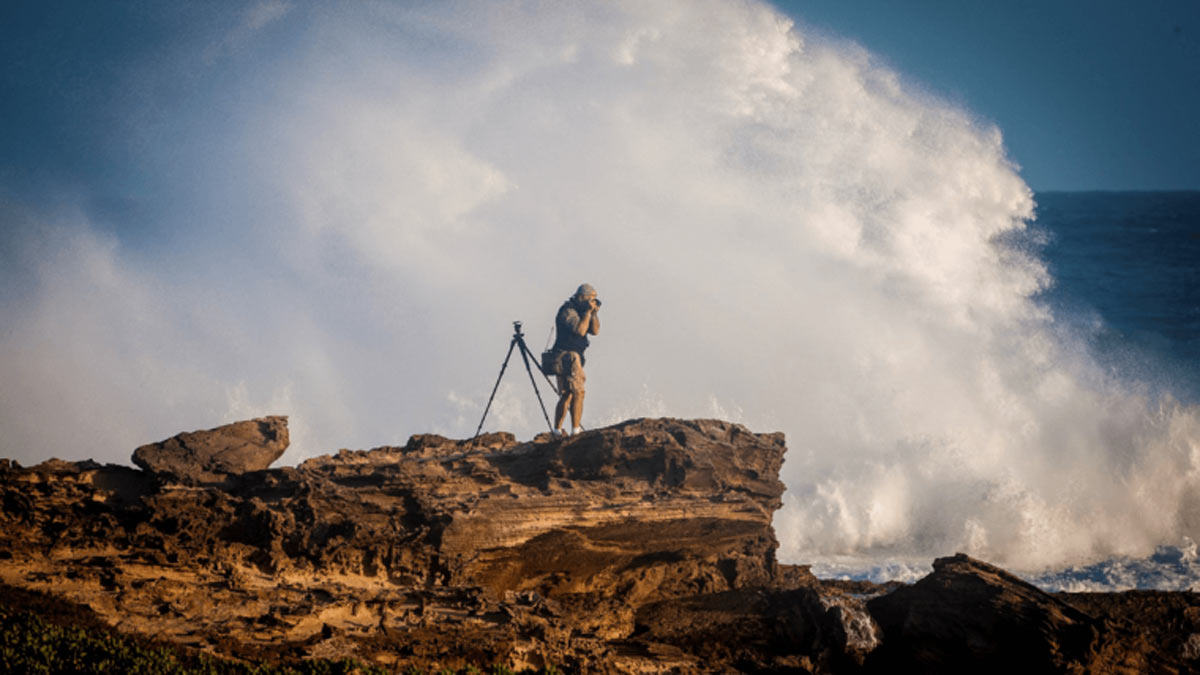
1, 417, 1197, 673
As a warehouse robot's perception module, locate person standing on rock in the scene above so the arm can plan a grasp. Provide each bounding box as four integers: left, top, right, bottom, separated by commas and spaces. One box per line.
549, 283, 600, 436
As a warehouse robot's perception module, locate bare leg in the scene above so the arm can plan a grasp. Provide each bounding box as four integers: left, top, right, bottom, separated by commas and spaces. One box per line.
555, 392, 571, 431
557, 352, 586, 433
570, 390, 585, 430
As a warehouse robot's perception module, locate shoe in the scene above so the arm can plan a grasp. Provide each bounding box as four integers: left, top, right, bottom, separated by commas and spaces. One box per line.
553, 428, 567, 438
571, 427, 583, 436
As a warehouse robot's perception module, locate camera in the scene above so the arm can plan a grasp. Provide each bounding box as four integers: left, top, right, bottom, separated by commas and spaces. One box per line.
593, 298, 602, 307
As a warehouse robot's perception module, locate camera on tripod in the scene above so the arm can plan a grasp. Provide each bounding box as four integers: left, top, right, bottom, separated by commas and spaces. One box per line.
473, 320, 560, 442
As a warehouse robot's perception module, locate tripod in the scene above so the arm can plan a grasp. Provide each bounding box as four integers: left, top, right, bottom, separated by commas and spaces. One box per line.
474, 321, 559, 440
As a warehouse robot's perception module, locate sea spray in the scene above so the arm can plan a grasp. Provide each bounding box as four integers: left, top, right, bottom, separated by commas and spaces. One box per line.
1, 0, 1197, 580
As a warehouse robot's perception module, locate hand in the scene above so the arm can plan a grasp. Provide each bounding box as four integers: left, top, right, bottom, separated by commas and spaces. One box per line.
587, 298, 600, 312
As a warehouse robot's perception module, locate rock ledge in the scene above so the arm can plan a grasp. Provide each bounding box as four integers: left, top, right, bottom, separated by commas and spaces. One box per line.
3, 418, 1198, 673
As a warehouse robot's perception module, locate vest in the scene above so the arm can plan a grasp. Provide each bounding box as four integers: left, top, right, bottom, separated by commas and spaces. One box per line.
552, 300, 590, 357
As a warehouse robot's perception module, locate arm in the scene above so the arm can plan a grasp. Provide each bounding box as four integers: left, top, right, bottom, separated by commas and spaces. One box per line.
572, 303, 599, 336
563, 300, 600, 336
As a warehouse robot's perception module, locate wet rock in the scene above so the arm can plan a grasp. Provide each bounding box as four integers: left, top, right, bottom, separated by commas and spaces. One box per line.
866, 553, 1176, 674
131, 416, 289, 484
1061, 589, 1200, 671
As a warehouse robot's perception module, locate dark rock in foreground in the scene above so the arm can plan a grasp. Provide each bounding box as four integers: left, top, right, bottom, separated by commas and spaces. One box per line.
131, 415, 289, 484
867, 553, 1184, 673
2, 417, 1198, 673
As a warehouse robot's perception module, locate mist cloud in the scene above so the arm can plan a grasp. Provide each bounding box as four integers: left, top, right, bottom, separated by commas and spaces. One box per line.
2, 0, 1197, 575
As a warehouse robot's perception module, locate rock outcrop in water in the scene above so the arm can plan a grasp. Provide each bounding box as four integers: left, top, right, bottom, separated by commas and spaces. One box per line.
866, 553, 1182, 673
1, 416, 1197, 673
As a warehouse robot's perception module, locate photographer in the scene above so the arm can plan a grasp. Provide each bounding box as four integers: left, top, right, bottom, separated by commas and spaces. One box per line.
550, 283, 600, 436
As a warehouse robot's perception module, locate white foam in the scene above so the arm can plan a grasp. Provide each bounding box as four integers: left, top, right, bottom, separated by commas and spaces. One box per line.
0, 0, 1197, 581
1029, 540, 1200, 592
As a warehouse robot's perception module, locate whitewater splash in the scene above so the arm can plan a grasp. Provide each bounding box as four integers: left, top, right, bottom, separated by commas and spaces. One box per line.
1, 0, 1198, 582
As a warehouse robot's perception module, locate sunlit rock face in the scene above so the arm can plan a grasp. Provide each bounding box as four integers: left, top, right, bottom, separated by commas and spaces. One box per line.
0, 417, 826, 671
306, 418, 786, 597
4, 418, 1196, 672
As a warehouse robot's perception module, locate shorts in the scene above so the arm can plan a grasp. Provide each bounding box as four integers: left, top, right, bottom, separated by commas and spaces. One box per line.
556, 350, 586, 396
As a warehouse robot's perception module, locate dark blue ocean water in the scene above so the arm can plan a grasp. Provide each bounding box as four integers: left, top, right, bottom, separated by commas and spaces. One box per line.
1034, 191, 1200, 404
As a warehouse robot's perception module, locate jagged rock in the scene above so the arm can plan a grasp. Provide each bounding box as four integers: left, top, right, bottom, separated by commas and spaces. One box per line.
1061, 590, 1200, 671
866, 553, 1177, 674
3, 420, 1198, 673
2, 417, 817, 671
632, 583, 884, 673
131, 416, 289, 484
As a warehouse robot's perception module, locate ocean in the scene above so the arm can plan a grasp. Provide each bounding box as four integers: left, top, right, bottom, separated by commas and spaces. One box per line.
1035, 192, 1200, 407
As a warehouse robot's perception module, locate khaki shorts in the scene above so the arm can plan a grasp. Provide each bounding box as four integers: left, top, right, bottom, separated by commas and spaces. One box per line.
556, 351, 586, 396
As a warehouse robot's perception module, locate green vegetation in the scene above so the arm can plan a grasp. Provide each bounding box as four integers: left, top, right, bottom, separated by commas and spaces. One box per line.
0, 604, 383, 674
400, 666, 561, 675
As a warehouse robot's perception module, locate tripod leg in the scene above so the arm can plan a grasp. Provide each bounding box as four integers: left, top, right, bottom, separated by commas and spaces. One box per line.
541, 362, 560, 396
517, 339, 555, 432
474, 338, 518, 440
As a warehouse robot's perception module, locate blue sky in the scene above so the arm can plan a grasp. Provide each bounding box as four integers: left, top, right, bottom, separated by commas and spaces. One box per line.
774, 0, 1200, 190
2, 1, 1198, 198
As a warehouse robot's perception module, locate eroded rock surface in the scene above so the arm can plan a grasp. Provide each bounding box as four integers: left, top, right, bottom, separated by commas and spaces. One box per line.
3, 419, 1197, 673
0, 418, 833, 671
